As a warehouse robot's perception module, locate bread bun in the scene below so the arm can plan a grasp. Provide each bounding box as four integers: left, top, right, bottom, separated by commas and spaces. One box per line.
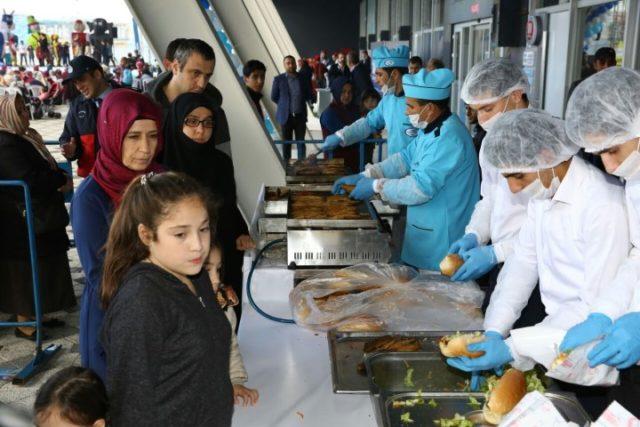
439, 333, 485, 358
296, 299, 311, 321
440, 254, 465, 277
336, 314, 384, 332
482, 369, 527, 424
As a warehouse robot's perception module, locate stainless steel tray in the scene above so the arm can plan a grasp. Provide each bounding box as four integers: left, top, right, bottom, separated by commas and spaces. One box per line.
286, 218, 379, 229
375, 392, 590, 427
327, 331, 458, 394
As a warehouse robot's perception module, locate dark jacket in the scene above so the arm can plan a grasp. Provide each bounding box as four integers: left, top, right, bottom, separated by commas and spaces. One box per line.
247, 87, 264, 119
59, 80, 120, 177
271, 72, 314, 125
349, 63, 373, 107
101, 263, 233, 427
0, 131, 69, 256
146, 71, 230, 144
328, 64, 350, 84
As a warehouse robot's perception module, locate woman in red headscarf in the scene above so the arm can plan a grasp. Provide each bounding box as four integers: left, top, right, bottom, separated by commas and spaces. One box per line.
70, 88, 163, 381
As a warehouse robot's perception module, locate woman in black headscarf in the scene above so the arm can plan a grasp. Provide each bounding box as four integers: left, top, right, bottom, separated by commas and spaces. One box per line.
163, 92, 254, 319
320, 76, 370, 172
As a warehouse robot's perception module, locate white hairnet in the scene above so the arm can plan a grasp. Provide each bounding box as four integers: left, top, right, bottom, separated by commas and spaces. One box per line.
565, 67, 640, 153
483, 109, 579, 173
460, 58, 529, 105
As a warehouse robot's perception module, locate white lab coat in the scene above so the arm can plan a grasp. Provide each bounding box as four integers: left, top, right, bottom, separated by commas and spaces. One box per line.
593, 174, 640, 316
465, 146, 530, 262
484, 156, 630, 336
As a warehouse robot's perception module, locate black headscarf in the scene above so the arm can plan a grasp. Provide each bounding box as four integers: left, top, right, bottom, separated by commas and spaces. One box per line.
163, 92, 228, 188
328, 77, 359, 126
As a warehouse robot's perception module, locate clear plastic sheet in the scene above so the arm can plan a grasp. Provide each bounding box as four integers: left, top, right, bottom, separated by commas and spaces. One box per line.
290, 263, 485, 332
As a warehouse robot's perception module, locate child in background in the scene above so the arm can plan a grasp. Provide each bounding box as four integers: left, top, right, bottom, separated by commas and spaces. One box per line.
206, 243, 260, 407
34, 366, 108, 427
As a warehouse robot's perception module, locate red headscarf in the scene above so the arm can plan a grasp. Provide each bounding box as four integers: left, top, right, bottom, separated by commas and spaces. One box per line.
92, 89, 164, 204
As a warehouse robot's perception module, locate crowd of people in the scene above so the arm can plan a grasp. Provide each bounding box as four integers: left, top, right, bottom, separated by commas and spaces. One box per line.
1, 32, 639, 425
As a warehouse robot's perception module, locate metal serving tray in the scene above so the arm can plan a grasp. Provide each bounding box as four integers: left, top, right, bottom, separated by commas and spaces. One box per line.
375, 392, 591, 427
285, 158, 350, 184
327, 331, 460, 394
263, 185, 333, 216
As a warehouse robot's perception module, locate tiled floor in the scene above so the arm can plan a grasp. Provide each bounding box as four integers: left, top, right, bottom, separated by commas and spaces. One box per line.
0, 104, 84, 412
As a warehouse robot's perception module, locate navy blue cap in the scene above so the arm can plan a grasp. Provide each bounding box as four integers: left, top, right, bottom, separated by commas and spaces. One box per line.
63, 55, 102, 83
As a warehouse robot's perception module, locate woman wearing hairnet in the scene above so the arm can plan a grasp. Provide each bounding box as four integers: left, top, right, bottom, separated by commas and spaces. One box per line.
447, 58, 546, 328
332, 69, 480, 270
446, 109, 630, 417
562, 67, 640, 416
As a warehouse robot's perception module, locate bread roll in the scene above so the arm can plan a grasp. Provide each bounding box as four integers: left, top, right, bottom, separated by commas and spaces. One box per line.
335, 314, 384, 332
439, 333, 485, 358
483, 369, 527, 425
440, 254, 465, 277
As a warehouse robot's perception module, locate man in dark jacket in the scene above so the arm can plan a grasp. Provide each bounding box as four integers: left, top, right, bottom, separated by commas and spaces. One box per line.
328, 51, 350, 84
243, 59, 266, 119
59, 55, 118, 177
145, 38, 230, 145
347, 50, 373, 107
271, 55, 314, 160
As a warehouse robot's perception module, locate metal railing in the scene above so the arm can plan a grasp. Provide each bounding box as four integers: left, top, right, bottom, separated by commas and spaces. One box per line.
0, 180, 62, 384
273, 138, 386, 172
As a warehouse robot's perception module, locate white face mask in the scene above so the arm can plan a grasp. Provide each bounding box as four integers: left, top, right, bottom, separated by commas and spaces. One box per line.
479, 96, 511, 132
408, 105, 429, 129
612, 141, 640, 179
520, 168, 560, 200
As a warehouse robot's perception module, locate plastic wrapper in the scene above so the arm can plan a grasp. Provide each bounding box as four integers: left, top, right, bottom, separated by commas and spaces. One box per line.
593, 401, 640, 427
499, 391, 576, 427
289, 263, 485, 332
546, 341, 620, 387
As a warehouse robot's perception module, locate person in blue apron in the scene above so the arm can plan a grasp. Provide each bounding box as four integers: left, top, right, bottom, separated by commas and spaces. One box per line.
332, 68, 480, 270
321, 45, 415, 157
562, 67, 640, 417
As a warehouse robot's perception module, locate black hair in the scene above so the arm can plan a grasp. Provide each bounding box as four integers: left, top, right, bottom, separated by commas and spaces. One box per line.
409, 56, 423, 67
594, 47, 616, 67
242, 59, 266, 77
361, 88, 381, 104
283, 55, 295, 63
165, 37, 187, 62
173, 38, 216, 70
416, 97, 450, 110
427, 58, 445, 69
347, 50, 359, 64
34, 366, 108, 425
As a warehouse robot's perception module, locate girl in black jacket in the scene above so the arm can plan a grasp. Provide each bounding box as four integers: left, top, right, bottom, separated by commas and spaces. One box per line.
100, 172, 233, 427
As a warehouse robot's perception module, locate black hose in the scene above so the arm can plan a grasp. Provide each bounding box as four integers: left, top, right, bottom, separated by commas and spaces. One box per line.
246, 238, 295, 324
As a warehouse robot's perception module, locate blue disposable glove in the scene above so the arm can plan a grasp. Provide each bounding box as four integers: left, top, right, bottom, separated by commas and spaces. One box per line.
349, 177, 375, 200
588, 312, 640, 369
448, 233, 478, 255
559, 313, 612, 353
450, 245, 497, 282
332, 174, 364, 195
446, 331, 513, 373
321, 134, 343, 151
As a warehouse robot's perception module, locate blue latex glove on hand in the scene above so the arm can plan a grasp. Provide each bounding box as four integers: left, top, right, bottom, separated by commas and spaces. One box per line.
588, 312, 640, 369
448, 233, 478, 255
446, 331, 513, 373
322, 134, 343, 151
450, 245, 497, 282
559, 313, 612, 353
332, 174, 364, 195
349, 177, 375, 200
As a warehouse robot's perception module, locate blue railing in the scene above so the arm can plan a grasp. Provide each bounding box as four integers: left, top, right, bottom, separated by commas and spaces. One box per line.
0, 180, 62, 384
273, 139, 386, 172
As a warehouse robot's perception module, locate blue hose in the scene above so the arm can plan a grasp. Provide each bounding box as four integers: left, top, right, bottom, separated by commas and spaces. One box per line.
246, 238, 295, 324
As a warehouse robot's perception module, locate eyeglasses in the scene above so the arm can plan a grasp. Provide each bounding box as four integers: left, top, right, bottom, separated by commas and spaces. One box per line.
184, 117, 214, 129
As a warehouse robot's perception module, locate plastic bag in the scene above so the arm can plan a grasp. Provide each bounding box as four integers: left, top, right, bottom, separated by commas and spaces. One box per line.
289, 263, 485, 332
546, 341, 620, 387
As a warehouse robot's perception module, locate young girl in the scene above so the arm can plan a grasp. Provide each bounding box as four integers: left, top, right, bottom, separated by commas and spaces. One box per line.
206, 243, 259, 407
34, 366, 108, 427
100, 171, 233, 427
